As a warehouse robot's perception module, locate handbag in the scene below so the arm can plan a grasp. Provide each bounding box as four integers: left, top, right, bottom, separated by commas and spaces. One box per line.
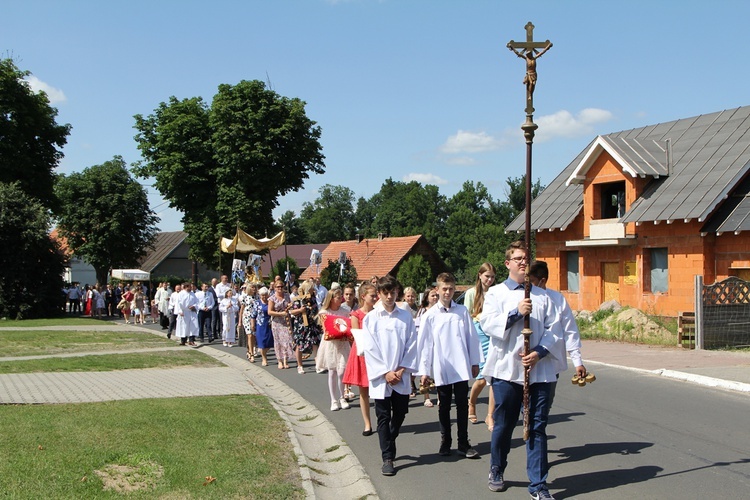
323, 315, 352, 341
117, 298, 128, 310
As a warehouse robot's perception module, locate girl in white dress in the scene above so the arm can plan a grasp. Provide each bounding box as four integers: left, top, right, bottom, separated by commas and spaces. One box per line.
219, 289, 240, 346
315, 288, 352, 411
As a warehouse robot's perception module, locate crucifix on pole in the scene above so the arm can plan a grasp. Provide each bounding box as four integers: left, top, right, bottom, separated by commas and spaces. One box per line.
507, 21, 553, 442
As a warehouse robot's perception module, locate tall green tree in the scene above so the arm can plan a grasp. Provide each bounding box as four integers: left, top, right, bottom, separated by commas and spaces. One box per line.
320, 257, 357, 290
275, 210, 307, 245
133, 80, 325, 270
299, 184, 356, 243
55, 156, 159, 285
0, 58, 70, 211
0, 182, 66, 319
357, 178, 447, 248
396, 254, 434, 292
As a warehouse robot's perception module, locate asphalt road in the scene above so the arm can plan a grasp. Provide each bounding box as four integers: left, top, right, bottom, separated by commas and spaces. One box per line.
138, 321, 750, 499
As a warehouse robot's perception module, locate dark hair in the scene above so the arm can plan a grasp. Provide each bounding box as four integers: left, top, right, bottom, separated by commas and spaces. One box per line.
528, 260, 549, 281
377, 274, 400, 294
472, 262, 496, 317
420, 286, 435, 308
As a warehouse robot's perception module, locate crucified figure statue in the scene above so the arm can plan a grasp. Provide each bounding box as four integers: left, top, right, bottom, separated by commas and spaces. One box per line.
508, 41, 552, 104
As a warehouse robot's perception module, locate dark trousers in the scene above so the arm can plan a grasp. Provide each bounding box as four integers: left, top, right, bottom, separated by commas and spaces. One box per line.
198, 311, 213, 341
436, 380, 470, 446
69, 299, 80, 314
159, 312, 169, 329
374, 392, 410, 461
168, 313, 177, 336
212, 308, 221, 338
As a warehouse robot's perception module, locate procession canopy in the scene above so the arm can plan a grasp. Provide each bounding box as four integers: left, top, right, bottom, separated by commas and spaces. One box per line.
220, 228, 286, 253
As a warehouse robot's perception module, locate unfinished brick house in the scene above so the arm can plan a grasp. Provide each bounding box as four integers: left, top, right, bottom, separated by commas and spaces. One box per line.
507, 106, 750, 316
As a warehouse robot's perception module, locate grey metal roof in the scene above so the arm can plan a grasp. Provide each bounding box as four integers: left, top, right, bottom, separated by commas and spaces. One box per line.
508, 106, 750, 233
506, 144, 587, 233
138, 231, 187, 272
701, 174, 750, 234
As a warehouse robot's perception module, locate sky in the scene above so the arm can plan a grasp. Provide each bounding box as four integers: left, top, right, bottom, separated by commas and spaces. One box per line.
3, 0, 750, 233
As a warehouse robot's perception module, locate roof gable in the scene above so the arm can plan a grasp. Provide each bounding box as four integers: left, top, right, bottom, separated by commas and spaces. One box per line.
139, 231, 187, 272
508, 105, 750, 233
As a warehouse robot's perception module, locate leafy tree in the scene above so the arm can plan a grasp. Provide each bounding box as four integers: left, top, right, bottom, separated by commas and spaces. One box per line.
275, 210, 307, 245
55, 156, 159, 285
319, 257, 357, 290
0, 58, 71, 211
357, 178, 447, 248
396, 254, 434, 292
0, 182, 66, 319
133, 80, 325, 271
299, 184, 356, 243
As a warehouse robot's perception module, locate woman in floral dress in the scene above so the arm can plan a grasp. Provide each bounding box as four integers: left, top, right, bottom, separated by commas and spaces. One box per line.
289, 279, 322, 374
268, 280, 294, 369
252, 287, 273, 366
239, 283, 259, 362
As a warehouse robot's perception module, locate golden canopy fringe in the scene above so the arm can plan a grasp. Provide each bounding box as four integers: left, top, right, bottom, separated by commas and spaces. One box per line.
220, 228, 286, 253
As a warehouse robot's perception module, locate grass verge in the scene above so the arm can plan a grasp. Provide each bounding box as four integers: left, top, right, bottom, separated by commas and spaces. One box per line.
0, 350, 223, 374
0, 395, 304, 499
0, 317, 111, 327
0, 330, 174, 357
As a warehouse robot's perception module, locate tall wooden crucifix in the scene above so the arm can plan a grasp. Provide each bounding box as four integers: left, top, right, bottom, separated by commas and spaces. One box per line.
507, 22, 553, 442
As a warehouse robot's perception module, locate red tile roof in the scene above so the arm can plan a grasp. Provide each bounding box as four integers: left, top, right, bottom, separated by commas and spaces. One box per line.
299, 235, 436, 281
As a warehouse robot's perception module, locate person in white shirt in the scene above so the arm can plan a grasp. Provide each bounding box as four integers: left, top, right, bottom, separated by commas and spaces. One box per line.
167, 285, 181, 339
195, 283, 216, 343
480, 241, 560, 498
417, 273, 481, 459
313, 277, 328, 309
527, 260, 587, 409
362, 275, 419, 477
213, 275, 231, 339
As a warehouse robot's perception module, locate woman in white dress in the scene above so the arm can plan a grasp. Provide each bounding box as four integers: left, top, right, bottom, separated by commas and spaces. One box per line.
219, 289, 240, 346
315, 287, 352, 411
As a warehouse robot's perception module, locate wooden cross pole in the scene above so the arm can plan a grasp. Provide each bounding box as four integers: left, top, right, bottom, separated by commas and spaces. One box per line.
507, 21, 552, 442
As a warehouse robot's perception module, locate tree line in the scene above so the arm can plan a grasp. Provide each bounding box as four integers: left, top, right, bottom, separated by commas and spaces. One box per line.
276, 177, 542, 284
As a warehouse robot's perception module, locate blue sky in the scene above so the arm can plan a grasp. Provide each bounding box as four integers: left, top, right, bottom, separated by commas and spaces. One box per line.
3, 0, 749, 232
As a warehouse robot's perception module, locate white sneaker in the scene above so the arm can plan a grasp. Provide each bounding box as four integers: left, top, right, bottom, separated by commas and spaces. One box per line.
316, 368, 327, 374
330, 400, 341, 411
339, 398, 350, 410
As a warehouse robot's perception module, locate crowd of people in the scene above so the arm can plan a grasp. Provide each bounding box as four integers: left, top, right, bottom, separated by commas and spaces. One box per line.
65, 239, 584, 499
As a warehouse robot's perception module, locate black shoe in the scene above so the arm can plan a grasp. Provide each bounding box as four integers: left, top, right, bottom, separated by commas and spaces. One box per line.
167, 333, 171, 339
362, 429, 374, 437
458, 442, 480, 459
439, 440, 452, 456
381, 459, 396, 476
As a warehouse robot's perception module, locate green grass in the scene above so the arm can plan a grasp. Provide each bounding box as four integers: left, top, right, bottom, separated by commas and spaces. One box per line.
0, 350, 223, 374
0, 395, 304, 499
0, 330, 174, 357
0, 317, 109, 327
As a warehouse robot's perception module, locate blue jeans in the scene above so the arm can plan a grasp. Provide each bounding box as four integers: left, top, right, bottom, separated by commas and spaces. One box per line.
489, 378, 552, 494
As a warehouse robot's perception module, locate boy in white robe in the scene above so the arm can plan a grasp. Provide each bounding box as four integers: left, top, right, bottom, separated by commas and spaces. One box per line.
480, 241, 560, 498
417, 272, 481, 459
362, 275, 419, 477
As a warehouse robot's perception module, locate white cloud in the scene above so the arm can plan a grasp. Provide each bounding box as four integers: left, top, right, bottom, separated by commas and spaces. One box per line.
535, 108, 613, 141
402, 172, 449, 185
443, 156, 476, 166
439, 130, 505, 154
24, 75, 66, 104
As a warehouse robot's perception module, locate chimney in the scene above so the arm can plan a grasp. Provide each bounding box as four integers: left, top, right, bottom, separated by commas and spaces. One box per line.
356, 234, 361, 243
378, 233, 384, 241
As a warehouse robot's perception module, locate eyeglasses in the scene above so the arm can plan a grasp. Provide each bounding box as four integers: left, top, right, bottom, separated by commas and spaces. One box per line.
509, 256, 529, 263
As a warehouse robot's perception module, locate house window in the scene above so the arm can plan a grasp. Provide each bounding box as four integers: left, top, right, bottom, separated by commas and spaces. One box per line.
598, 181, 626, 219
649, 248, 668, 293
562, 251, 580, 292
